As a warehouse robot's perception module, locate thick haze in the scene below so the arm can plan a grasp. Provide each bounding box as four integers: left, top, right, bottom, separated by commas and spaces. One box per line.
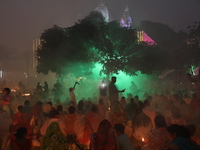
0, 0, 200, 52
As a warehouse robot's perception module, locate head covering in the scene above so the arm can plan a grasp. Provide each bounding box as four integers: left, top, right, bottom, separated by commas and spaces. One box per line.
90, 119, 118, 150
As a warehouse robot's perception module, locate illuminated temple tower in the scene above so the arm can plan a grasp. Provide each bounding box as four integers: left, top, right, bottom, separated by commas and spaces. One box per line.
94, 0, 111, 22
120, 3, 156, 45
120, 5, 133, 28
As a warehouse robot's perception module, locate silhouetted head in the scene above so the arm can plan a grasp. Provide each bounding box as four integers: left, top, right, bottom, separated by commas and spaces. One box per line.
24, 100, 30, 106
114, 123, 125, 135
3, 88, 11, 95
68, 106, 76, 114
111, 76, 116, 83
18, 105, 24, 112
15, 127, 28, 138
57, 105, 63, 112
154, 115, 166, 128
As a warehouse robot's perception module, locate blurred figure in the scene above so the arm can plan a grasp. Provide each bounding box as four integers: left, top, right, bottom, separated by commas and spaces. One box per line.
36, 82, 42, 93
98, 99, 107, 119
90, 119, 119, 150
166, 106, 186, 126
167, 124, 200, 150
99, 80, 108, 107
0, 103, 12, 149
190, 93, 200, 111
11, 127, 32, 150
120, 97, 127, 109
65, 106, 76, 135
132, 108, 153, 141
142, 115, 170, 150
40, 110, 66, 150
109, 101, 127, 126
109, 76, 125, 105
186, 124, 200, 146
114, 123, 134, 150
23, 100, 32, 115
69, 87, 76, 106
125, 98, 137, 119
13, 105, 30, 126
43, 81, 49, 98
1, 87, 12, 115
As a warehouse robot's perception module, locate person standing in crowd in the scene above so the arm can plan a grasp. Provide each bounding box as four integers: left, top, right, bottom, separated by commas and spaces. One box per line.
99, 80, 108, 107
0, 102, 12, 149
114, 123, 134, 150
69, 87, 77, 106
109, 76, 125, 104
1, 87, 12, 115
43, 81, 49, 98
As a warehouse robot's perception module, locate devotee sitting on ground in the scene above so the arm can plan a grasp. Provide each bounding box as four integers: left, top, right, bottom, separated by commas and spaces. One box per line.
186, 124, 200, 146
57, 104, 67, 121
97, 99, 107, 119
86, 104, 103, 132
90, 119, 119, 150
11, 127, 32, 150
132, 108, 153, 141
120, 97, 127, 109
166, 124, 200, 150
74, 100, 94, 148
30, 101, 43, 123
190, 93, 200, 111
125, 98, 137, 119
65, 106, 76, 135
23, 100, 32, 115
166, 106, 186, 126
40, 109, 67, 150
11, 105, 33, 140
109, 101, 127, 126
38, 102, 52, 128
114, 123, 134, 150
0, 102, 12, 150
142, 99, 156, 129
13, 105, 30, 126
142, 115, 170, 150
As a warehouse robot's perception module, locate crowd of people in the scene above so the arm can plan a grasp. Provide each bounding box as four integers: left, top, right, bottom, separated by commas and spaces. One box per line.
0, 76, 200, 150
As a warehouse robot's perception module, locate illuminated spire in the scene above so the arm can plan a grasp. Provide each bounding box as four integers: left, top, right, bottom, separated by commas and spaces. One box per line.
95, 0, 110, 22
120, 1, 133, 28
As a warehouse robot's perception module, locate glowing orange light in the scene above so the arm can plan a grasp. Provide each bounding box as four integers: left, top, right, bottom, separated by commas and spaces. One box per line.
142, 137, 144, 142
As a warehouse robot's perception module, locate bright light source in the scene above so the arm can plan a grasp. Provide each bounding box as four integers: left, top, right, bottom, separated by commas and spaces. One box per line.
0, 71, 2, 78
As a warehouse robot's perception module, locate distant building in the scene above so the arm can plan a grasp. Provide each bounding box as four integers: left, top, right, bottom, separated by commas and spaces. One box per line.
94, 0, 111, 22
95, 1, 156, 45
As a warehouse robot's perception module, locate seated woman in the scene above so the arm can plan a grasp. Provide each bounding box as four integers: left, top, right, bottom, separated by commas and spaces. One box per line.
166, 106, 186, 126
90, 119, 119, 150
40, 109, 67, 150
132, 108, 153, 141
167, 124, 200, 150
142, 115, 170, 150
10, 127, 32, 150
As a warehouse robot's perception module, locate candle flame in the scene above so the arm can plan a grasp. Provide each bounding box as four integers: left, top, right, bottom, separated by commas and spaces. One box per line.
142, 137, 144, 142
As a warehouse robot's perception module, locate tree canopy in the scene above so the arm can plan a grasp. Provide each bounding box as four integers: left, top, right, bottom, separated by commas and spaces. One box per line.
37, 11, 171, 77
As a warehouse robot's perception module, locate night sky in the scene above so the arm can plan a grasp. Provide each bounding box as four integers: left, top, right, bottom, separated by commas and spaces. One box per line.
0, 0, 200, 52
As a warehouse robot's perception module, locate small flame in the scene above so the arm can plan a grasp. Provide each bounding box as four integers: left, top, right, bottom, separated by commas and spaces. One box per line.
142, 137, 144, 142
108, 107, 110, 111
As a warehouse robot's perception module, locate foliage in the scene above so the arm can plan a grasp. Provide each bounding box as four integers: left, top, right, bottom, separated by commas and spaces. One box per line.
37, 11, 170, 77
